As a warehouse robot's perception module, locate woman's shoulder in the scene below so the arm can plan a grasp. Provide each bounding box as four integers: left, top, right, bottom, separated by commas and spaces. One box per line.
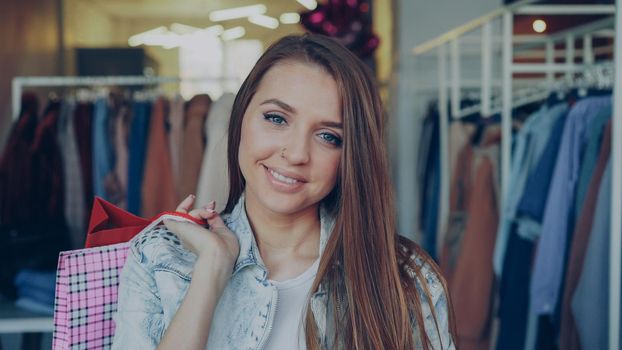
128, 224, 196, 269
398, 239, 448, 308
398, 239, 455, 349
129, 212, 236, 267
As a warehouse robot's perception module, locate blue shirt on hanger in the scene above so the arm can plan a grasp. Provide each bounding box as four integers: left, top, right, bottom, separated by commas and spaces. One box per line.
92, 97, 115, 199
515, 110, 567, 241
573, 107, 611, 220
529, 95, 611, 316
127, 101, 151, 215
493, 103, 567, 278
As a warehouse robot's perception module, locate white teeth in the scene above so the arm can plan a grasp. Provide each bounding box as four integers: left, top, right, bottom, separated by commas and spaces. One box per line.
268, 168, 299, 184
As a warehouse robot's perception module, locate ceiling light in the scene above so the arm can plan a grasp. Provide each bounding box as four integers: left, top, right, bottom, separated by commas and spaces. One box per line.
296, 0, 317, 11
143, 32, 182, 49
204, 24, 224, 35
221, 26, 246, 41
128, 26, 168, 47
280, 13, 300, 24
532, 19, 547, 33
248, 14, 279, 29
209, 4, 266, 22
170, 23, 201, 35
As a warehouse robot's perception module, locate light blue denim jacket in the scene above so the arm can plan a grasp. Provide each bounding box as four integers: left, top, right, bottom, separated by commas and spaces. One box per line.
112, 195, 454, 349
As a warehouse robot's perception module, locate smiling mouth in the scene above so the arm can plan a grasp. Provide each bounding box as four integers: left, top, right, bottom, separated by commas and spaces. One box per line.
263, 165, 306, 185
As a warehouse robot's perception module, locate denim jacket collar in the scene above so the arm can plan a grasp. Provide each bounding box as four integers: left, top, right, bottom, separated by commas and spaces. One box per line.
228, 193, 336, 278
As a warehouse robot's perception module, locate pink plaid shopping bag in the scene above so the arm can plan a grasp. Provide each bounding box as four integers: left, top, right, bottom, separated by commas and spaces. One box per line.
52, 201, 206, 350
52, 243, 130, 350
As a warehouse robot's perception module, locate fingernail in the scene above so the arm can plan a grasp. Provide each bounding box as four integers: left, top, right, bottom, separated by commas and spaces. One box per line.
206, 208, 216, 213
208, 200, 216, 208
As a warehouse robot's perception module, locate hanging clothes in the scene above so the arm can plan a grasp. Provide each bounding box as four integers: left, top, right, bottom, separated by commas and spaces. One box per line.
177, 94, 211, 199
0, 93, 39, 297
57, 100, 86, 249
196, 93, 235, 212
559, 119, 611, 350
30, 100, 67, 227
0, 92, 39, 228
102, 96, 126, 206
127, 101, 151, 215
495, 223, 534, 350
494, 103, 568, 350
92, 97, 115, 200
107, 101, 131, 209
530, 95, 611, 317
514, 110, 568, 241
438, 122, 474, 259
23, 100, 71, 269
141, 97, 178, 217
572, 107, 611, 220
571, 160, 612, 350
439, 139, 474, 283
168, 95, 185, 201
493, 103, 568, 278
449, 129, 501, 350
417, 105, 441, 260
73, 102, 95, 220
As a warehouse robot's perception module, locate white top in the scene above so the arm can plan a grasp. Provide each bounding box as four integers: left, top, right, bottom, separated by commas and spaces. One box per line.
263, 258, 320, 350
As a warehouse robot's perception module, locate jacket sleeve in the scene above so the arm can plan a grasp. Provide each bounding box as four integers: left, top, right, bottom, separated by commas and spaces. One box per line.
412, 258, 456, 350
111, 241, 166, 349
427, 282, 455, 350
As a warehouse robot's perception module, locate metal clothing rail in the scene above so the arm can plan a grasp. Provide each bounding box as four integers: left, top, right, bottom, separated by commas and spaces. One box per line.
411, 4, 621, 349
11, 75, 237, 121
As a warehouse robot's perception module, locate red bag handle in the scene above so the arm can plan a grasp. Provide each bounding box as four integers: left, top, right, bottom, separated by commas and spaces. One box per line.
85, 197, 208, 248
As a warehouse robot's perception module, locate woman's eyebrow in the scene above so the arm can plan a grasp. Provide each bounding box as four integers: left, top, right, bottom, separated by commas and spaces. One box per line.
260, 98, 296, 113
320, 121, 343, 129
260, 98, 342, 129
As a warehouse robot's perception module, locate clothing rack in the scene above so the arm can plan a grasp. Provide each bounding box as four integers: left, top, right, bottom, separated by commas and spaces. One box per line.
11, 75, 237, 121
411, 2, 622, 349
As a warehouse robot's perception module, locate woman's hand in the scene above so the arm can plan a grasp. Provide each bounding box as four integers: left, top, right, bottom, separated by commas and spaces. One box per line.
156, 195, 239, 350
164, 195, 240, 288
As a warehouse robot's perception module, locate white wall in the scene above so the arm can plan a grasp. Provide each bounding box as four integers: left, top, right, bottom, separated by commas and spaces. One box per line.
391, 0, 503, 240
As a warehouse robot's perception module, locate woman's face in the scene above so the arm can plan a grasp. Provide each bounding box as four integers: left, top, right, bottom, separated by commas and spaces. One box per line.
239, 61, 343, 215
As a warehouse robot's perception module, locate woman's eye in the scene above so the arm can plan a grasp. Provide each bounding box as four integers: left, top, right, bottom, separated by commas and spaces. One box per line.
263, 113, 286, 125
319, 132, 342, 146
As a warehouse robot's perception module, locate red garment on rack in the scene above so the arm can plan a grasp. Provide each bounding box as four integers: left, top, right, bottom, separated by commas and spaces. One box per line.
30, 100, 66, 226
177, 94, 211, 200
73, 102, 94, 222
141, 97, 178, 217
448, 129, 501, 350
0, 92, 39, 226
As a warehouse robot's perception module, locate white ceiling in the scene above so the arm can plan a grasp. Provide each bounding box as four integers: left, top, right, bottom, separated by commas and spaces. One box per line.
86, 0, 308, 21
77, 0, 308, 44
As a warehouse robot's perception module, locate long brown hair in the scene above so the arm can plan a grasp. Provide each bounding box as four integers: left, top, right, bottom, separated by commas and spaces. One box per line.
224, 34, 455, 349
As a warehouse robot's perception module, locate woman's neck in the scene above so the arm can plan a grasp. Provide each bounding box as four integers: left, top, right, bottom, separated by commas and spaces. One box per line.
244, 193, 321, 278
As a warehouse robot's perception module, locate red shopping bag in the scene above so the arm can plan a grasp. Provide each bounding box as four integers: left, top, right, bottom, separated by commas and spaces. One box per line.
85, 197, 207, 248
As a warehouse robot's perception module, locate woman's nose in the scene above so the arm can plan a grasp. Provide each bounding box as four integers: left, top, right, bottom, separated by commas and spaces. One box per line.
282, 137, 310, 165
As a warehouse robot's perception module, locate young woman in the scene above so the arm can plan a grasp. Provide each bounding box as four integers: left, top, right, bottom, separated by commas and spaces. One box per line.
112, 34, 455, 350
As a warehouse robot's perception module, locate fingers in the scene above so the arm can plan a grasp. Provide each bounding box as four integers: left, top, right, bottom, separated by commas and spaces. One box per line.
188, 201, 216, 220
168, 199, 224, 233
176, 194, 195, 214
163, 218, 181, 233
162, 219, 203, 255
207, 213, 226, 232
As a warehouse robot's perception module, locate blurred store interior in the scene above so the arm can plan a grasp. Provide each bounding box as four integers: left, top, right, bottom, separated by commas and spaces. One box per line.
1, 0, 621, 349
